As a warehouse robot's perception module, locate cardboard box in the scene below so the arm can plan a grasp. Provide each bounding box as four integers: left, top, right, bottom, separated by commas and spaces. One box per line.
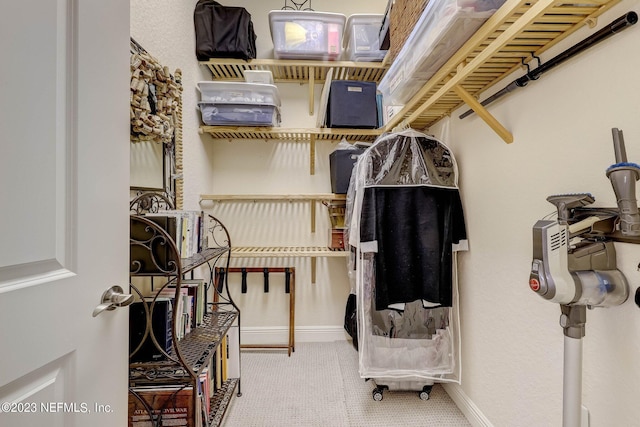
329, 227, 346, 250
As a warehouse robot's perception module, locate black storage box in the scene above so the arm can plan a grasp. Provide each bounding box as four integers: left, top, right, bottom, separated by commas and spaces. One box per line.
327, 81, 377, 129
330, 148, 366, 193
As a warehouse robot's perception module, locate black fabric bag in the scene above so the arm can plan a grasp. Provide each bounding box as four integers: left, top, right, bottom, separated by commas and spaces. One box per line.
344, 293, 358, 350
194, 0, 257, 61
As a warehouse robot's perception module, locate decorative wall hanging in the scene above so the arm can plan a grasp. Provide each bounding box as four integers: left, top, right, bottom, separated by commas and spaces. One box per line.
130, 38, 182, 144
129, 37, 184, 208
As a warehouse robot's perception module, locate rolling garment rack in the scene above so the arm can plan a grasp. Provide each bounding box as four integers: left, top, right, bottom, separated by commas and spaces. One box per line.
346, 129, 468, 401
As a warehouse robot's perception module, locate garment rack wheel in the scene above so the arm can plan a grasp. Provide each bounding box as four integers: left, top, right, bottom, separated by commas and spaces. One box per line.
419, 385, 432, 401
372, 385, 387, 401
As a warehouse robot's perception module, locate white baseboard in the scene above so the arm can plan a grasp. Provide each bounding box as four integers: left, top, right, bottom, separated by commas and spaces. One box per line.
240, 326, 348, 345
443, 383, 494, 427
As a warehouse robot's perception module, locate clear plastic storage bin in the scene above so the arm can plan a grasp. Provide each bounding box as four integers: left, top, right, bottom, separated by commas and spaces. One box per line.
197, 81, 281, 106
269, 10, 346, 60
198, 102, 281, 126
378, 0, 505, 109
243, 70, 274, 85
343, 14, 387, 62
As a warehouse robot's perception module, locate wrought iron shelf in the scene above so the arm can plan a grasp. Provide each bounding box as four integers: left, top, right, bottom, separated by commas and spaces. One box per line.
128, 194, 241, 426
129, 311, 238, 385
176, 311, 237, 374
209, 378, 239, 427
181, 247, 231, 274
130, 215, 231, 276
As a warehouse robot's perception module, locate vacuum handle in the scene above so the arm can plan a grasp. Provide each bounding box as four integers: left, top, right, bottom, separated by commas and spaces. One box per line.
612, 128, 627, 163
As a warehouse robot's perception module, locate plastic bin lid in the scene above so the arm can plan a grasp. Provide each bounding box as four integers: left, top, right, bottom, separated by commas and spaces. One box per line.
343, 14, 384, 48
196, 81, 281, 106
268, 10, 346, 37
198, 100, 280, 109
268, 9, 347, 20
243, 70, 274, 84
198, 101, 280, 114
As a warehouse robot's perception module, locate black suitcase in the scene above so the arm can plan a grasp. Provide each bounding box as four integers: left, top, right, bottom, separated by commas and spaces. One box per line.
194, 0, 257, 61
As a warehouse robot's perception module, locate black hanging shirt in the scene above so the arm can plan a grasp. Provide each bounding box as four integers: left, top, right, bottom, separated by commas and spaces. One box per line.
360, 185, 467, 310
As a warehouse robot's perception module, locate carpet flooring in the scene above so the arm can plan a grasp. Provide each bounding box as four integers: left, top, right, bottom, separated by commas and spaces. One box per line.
220, 340, 471, 427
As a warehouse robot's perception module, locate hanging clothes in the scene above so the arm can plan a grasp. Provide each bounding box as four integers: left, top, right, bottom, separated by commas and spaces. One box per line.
360, 186, 467, 309
345, 128, 468, 384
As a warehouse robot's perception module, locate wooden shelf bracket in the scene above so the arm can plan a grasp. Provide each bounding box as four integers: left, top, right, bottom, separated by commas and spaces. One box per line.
453, 85, 513, 144
309, 66, 315, 115
310, 134, 316, 175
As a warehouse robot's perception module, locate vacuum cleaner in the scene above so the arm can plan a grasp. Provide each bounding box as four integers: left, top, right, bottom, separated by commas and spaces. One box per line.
529, 128, 636, 427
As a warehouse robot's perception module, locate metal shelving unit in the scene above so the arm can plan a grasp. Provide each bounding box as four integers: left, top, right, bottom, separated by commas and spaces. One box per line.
129, 193, 240, 427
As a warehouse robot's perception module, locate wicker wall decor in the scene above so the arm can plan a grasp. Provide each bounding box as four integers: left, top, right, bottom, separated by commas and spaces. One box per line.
174, 70, 184, 209
130, 38, 183, 144
130, 38, 183, 208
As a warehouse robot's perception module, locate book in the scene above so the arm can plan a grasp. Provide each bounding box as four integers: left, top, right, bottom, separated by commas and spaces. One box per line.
157, 286, 186, 340
129, 298, 173, 363
161, 210, 204, 259
181, 279, 206, 327
214, 348, 222, 391
199, 369, 211, 415
225, 326, 240, 379
221, 335, 228, 382
128, 385, 194, 427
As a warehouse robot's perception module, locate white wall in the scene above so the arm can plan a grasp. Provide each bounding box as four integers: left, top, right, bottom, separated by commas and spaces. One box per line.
132, 1, 640, 426
430, 1, 640, 426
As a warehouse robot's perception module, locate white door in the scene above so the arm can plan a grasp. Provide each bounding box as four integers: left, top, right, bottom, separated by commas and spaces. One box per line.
0, 1, 130, 426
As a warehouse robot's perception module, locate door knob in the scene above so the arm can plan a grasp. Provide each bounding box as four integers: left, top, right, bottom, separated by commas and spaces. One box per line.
93, 285, 134, 317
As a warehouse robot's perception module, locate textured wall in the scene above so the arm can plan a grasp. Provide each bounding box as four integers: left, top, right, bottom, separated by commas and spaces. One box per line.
431, 2, 640, 425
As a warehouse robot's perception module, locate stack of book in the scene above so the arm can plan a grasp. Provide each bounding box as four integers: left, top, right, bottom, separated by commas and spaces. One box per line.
145, 210, 208, 260
156, 279, 206, 340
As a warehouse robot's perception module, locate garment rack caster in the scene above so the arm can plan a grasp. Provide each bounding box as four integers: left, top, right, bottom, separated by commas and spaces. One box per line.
372, 385, 387, 401
370, 384, 432, 401
418, 385, 432, 401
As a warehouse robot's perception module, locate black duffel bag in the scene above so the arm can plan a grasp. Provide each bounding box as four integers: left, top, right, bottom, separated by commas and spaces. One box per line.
194, 0, 257, 61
